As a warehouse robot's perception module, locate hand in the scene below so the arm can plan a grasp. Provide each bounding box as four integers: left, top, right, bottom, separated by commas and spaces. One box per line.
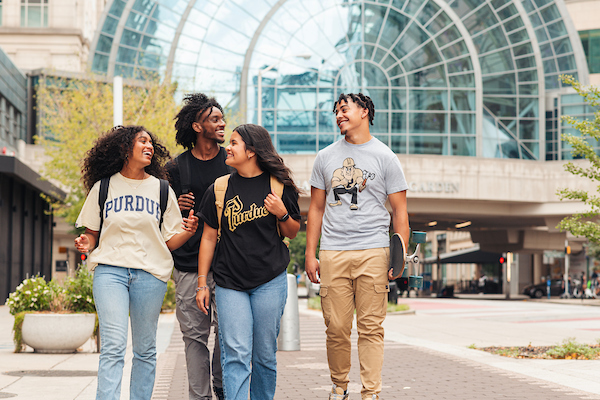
305, 256, 320, 284
264, 189, 287, 219
195, 288, 210, 315
178, 192, 195, 212
74, 234, 91, 253
388, 268, 394, 280
182, 209, 198, 233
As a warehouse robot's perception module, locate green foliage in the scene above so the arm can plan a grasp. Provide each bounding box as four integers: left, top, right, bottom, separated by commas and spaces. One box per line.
35, 74, 181, 226
387, 302, 410, 312
12, 312, 28, 353
307, 296, 321, 311
467, 343, 477, 349
546, 337, 599, 359
63, 268, 95, 313
162, 279, 176, 312
286, 231, 307, 273
6, 270, 97, 352
557, 75, 600, 242
494, 347, 520, 358
5, 276, 53, 315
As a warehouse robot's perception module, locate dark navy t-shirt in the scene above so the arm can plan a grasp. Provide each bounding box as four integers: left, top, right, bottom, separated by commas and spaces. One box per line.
199, 171, 301, 291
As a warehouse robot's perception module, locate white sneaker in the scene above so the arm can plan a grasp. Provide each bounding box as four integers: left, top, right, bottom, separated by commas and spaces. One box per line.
329, 384, 349, 400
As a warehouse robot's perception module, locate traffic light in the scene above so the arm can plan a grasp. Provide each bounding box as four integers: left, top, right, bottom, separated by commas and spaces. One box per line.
499, 256, 505, 264
396, 277, 409, 291
81, 253, 87, 262
565, 245, 571, 255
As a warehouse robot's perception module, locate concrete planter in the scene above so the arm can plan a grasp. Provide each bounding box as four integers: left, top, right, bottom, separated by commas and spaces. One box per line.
21, 313, 96, 353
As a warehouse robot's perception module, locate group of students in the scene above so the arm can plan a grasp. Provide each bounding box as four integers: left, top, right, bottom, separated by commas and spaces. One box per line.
74, 91, 409, 400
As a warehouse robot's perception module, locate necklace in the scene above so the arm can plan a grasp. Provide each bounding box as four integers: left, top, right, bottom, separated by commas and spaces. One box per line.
123, 172, 148, 189
127, 179, 144, 190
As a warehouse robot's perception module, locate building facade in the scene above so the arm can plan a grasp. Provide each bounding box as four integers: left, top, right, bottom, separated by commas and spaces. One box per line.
3, 0, 600, 294
0, 45, 63, 302
85, 0, 600, 294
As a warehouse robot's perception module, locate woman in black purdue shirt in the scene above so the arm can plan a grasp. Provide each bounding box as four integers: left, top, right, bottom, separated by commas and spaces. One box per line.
196, 124, 301, 400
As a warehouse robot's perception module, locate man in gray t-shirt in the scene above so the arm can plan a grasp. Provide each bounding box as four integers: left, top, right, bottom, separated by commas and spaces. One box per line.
305, 93, 409, 400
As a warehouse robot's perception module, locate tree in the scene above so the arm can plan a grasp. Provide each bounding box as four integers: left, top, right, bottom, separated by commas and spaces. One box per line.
36, 73, 244, 226
557, 75, 600, 243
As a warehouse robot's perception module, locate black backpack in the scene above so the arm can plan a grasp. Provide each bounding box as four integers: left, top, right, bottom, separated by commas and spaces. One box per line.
97, 176, 169, 240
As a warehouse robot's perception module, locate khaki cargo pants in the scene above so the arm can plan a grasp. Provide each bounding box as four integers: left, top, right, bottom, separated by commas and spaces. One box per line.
319, 248, 390, 398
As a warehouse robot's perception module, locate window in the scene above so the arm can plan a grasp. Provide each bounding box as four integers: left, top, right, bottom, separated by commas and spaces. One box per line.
0, 0, 3, 26
579, 29, 600, 73
21, 0, 48, 28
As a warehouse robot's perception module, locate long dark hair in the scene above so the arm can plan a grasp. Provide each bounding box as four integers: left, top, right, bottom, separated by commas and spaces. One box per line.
174, 93, 224, 150
81, 125, 170, 192
234, 124, 300, 194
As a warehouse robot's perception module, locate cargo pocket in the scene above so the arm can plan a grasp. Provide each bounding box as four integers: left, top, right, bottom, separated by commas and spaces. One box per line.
319, 286, 330, 322
372, 284, 390, 315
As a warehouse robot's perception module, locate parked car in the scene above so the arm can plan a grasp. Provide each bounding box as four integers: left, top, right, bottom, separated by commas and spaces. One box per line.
523, 279, 564, 298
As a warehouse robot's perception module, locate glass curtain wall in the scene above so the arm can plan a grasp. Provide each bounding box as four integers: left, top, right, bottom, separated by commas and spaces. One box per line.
89, 0, 588, 160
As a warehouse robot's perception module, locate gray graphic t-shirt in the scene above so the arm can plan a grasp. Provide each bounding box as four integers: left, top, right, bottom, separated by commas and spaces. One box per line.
309, 137, 408, 251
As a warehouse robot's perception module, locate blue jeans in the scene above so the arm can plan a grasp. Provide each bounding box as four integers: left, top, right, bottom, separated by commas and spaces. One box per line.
215, 271, 287, 400
93, 265, 167, 400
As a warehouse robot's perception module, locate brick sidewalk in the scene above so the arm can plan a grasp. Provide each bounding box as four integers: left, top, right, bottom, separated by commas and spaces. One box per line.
153, 312, 600, 400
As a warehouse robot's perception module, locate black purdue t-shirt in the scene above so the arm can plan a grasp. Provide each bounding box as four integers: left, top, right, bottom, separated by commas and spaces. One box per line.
165, 148, 231, 272
199, 171, 301, 291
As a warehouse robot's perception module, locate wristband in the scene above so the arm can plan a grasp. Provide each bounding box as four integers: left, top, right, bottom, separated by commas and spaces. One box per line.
196, 286, 209, 292
278, 212, 290, 222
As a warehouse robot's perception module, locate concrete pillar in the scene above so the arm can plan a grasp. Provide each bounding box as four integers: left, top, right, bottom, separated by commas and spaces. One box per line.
533, 253, 543, 284
278, 274, 300, 351
510, 253, 519, 296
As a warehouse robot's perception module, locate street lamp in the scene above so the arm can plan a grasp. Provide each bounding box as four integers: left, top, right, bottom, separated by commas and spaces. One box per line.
257, 54, 311, 126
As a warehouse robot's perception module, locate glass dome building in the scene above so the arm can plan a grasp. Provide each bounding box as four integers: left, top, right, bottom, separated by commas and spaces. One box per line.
89, 0, 590, 160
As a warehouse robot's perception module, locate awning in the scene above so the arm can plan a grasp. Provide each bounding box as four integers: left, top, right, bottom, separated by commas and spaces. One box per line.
424, 244, 501, 264
0, 154, 65, 200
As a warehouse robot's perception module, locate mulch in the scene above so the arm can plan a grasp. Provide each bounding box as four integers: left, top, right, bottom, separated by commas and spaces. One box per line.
478, 344, 600, 360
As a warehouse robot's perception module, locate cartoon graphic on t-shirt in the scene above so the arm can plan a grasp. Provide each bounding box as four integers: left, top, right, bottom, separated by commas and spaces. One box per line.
329, 158, 375, 210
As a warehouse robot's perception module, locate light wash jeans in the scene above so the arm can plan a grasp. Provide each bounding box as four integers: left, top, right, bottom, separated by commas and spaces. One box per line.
215, 271, 287, 400
93, 265, 167, 400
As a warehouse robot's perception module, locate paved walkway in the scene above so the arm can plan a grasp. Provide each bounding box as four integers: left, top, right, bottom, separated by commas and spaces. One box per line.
2, 297, 600, 399
152, 307, 600, 400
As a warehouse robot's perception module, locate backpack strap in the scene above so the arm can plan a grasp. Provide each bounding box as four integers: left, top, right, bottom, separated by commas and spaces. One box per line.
177, 151, 192, 194
158, 179, 169, 229
98, 177, 110, 241
214, 174, 231, 241
270, 175, 284, 238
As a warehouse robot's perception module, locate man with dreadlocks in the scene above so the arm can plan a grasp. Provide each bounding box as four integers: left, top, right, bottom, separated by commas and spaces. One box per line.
305, 93, 410, 400
166, 93, 231, 400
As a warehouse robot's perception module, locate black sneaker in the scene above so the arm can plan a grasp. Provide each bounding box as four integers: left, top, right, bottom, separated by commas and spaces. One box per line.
214, 386, 224, 400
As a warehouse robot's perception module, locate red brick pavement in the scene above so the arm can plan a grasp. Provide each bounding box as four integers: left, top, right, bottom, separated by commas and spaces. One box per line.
153, 311, 600, 400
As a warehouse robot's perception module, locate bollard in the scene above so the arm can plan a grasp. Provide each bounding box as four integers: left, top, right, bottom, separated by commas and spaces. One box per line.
278, 273, 300, 351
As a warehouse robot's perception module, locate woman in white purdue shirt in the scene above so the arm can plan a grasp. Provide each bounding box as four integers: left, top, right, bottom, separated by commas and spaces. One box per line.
74, 125, 198, 400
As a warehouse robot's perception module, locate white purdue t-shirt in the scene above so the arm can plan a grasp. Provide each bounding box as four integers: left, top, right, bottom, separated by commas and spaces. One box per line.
76, 172, 183, 282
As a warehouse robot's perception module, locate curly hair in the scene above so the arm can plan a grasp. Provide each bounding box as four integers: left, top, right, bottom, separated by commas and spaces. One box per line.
81, 125, 170, 192
174, 93, 224, 150
333, 93, 375, 126
234, 124, 300, 194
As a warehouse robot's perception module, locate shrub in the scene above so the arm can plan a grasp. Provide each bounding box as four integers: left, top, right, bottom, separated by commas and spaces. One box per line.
5, 276, 53, 315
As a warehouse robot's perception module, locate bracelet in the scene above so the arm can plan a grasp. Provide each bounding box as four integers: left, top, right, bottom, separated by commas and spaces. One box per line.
278, 212, 290, 222
196, 286, 209, 292
197, 275, 206, 279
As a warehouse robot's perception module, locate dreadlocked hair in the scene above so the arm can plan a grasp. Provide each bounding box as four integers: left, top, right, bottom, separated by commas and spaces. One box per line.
174, 93, 224, 150
81, 125, 170, 192
333, 93, 375, 126
234, 124, 301, 194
